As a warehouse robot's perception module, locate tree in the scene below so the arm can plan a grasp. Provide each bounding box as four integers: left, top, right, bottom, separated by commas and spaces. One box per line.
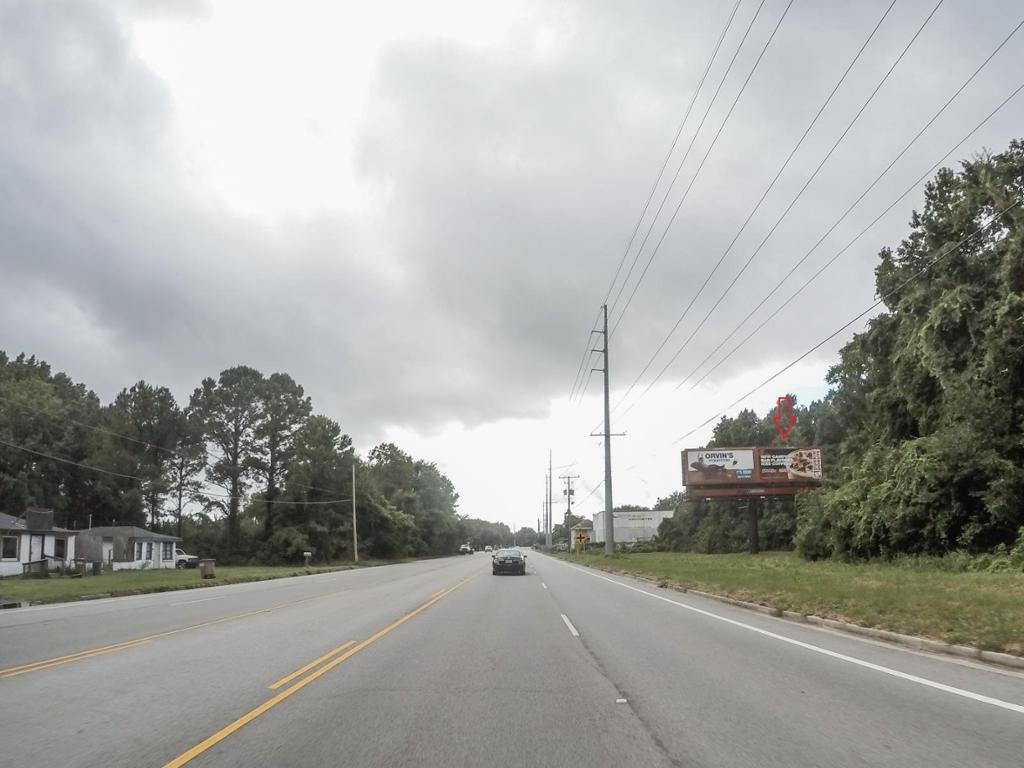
654, 491, 685, 512
795, 142, 1024, 558
613, 503, 648, 514
166, 408, 207, 538
190, 366, 264, 552
107, 381, 180, 529
514, 526, 538, 547
251, 372, 311, 537
365, 442, 461, 556
274, 414, 353, 562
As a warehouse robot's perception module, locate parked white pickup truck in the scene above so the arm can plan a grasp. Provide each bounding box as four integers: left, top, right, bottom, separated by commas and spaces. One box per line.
175, 548, 199, 568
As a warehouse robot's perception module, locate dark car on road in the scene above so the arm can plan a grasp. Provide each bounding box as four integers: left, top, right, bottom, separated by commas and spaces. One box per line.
491, 548, 526, 575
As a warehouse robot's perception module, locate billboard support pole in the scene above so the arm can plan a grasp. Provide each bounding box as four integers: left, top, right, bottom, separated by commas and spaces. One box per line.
748, 498, 760, 555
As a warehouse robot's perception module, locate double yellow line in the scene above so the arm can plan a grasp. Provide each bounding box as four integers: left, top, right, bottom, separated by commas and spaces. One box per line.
0, 589, 347, 680
162, 576, 473, 768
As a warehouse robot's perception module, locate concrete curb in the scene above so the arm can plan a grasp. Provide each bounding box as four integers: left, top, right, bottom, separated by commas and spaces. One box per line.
572, 561, 1024, 672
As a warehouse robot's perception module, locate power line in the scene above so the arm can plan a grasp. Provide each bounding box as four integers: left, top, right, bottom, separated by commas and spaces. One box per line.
613, 0, 947, 422
601, 0, 743, 310
0, 393, 353, 499
604, 0, 899, 419
577, 362, 599, 402
0, 437, 351, 505
620, 6, 1021, 420
684, 78, 1024, 393
609, 0, 795, 336
673, 199, 1019, 444
667, 2, 1016, 392
608, 0, 769, 322
568, 308, 603, 402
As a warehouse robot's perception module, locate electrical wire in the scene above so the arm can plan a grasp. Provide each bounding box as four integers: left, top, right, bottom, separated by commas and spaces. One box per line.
668, 4, 1018, 392
0, 393, 354, 499
608, 0, 769, 322
684, 79, 1024, 392
609, 0, 795, 335
604, 0, 899, 419
601, 0, 743, 310
613, 0, 948, 422
672, 198, 1020, 444
0, 437, 352, 505
568, 308, 603, 402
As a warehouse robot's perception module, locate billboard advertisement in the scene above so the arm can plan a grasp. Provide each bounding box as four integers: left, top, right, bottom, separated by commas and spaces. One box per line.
682, 447, 823, 491
758, 447, 823, 482
682, 449, 755, 485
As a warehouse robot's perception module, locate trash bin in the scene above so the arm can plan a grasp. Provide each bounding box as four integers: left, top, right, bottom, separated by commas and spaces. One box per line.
198, 559, 216, 579
92, 561, 101, 576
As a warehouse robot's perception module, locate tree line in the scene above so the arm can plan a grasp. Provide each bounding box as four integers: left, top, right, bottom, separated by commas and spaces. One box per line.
0, 359, 473, 562
657, 140, 1024, 561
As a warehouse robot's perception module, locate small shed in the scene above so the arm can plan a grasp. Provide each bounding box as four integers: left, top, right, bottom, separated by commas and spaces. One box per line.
76, 526, 183, 571
0, 508, 78, 577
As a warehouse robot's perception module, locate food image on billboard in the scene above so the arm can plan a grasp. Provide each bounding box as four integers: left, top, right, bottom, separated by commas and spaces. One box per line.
683, 449, 755, 485
758, 447, 823, 481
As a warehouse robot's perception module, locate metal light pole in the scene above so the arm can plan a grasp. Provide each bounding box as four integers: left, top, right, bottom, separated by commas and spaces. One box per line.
352, 463, 359, 563
546, 450, 553, 547
601, 304, 615, 554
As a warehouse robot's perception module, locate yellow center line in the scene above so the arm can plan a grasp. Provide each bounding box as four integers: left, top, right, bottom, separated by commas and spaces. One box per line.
162, 576, 475, 768
268, 640, 356, 690
0, 588, 349, 679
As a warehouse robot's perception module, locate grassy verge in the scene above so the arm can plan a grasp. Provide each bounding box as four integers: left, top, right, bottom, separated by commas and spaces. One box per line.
558, 551, 1024, 655
0, 561, 398, 604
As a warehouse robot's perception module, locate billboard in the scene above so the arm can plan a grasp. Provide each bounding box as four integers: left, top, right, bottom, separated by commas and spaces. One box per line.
682, 449, 755, 485
682, 447, 823, 492
758, 447, 823, 482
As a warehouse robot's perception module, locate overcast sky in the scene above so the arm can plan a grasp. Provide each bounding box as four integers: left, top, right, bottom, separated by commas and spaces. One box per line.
2, 0, 1022, 530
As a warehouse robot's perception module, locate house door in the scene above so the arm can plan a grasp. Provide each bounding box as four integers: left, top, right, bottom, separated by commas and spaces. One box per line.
102, 539, 114, 566
29, 534, 44, 561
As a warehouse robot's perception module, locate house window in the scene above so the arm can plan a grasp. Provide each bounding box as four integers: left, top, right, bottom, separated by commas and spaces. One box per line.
145, 541, 153, 560
135, 542, 143, 560
54, 538, 66, 559
1, 535, 17, 560
161, 542, 173, 560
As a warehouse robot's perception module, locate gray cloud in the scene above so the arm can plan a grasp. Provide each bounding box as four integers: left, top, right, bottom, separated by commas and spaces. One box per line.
2, 0, 1022, 446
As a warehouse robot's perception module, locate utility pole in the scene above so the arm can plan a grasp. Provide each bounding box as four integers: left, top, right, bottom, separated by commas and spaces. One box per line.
599, 304, 615, 554
559, 472, 579, 520
546, 450, 553, 548
352, 464, 359, 563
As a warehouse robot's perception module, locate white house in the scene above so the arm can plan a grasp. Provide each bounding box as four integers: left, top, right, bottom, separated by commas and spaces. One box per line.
0, 508, 77, 577
591, 508, 673, 545
76, 526, 183, 570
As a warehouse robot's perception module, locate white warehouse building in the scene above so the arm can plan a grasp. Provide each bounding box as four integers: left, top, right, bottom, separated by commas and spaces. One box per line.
591, 508, 673, 545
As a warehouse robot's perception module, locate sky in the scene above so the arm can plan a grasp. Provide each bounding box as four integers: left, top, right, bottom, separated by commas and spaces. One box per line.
2, 0, 1023, 531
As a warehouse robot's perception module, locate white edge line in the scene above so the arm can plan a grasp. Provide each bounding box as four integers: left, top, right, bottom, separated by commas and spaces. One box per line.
561, 613, 580, 638
555, 558, 1024, 715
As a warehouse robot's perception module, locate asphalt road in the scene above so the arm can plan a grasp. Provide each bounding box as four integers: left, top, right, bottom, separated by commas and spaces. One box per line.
1, 552, 1022, 767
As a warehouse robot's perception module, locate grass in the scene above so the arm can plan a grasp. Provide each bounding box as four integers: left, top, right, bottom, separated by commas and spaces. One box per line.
559, 551, 1024, 655
0, 561, 395, 605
